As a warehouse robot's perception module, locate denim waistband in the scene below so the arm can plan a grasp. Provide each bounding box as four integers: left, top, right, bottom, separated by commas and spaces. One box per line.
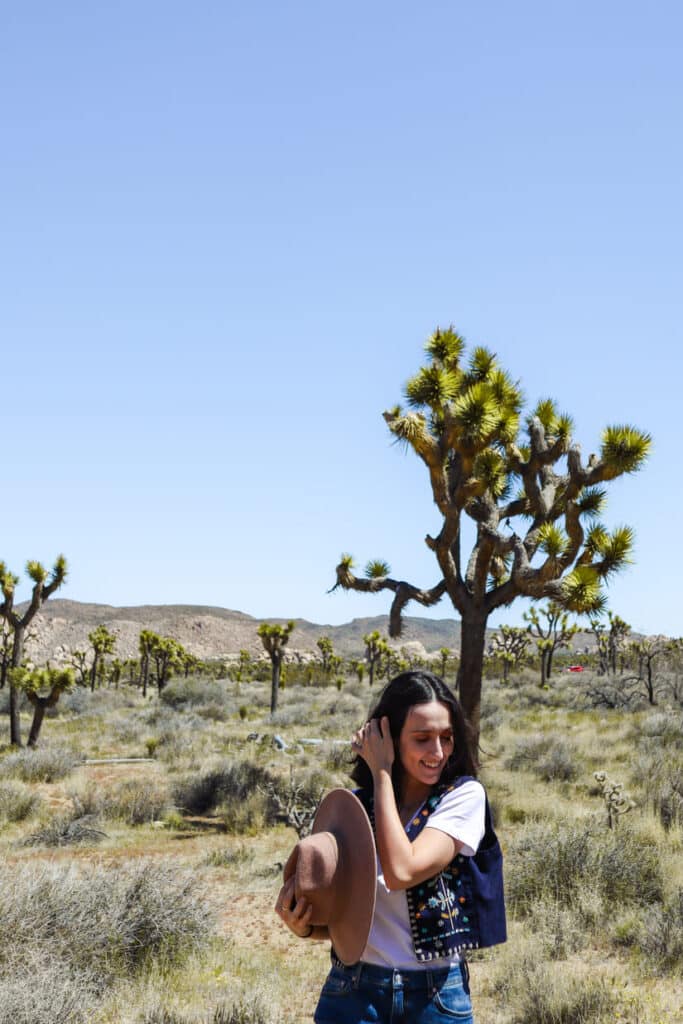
330, 954, 469, 993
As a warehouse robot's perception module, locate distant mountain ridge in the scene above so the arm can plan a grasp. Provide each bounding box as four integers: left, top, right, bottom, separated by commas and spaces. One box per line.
19, 599, 598, 666
19, 599, 466, 664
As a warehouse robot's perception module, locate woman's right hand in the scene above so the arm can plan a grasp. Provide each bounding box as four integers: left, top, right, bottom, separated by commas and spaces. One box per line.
274, 876, 314, 938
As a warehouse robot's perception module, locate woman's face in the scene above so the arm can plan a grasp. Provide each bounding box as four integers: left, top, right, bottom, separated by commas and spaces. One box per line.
397, 700, 455, 790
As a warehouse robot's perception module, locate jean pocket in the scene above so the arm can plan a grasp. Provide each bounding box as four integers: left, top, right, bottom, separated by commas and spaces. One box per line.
432, 983, 474, 1021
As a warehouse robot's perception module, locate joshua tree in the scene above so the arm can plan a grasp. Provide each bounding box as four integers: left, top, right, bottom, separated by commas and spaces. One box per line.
316, 636, 335, 676
633, 635, 668, 705
138, 629, 156, 697
13, 666, 75, 748
88, 625, 117, 692
350, 659, 365, 684
489, 625, 530, 683
439, 647, 451, 680
68, 649, 90, 687
257, 621, 295, 713
363, 630, 388, 687
150, 635, 185, 693
589, 611, 632, 675
332, 328, 650, 743
524, 602, 578, 684
0, 555, 68, 746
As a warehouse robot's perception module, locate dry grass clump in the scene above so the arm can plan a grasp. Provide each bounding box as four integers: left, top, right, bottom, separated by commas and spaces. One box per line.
0, 859, 213, 983
638, 889, 683, 973
634, 749, 683, 831
0, 954, 96, 1024
490, 945, 634, 1024
0, 745, 81, 782
507, 820, 663, 916
160, 677, 232, 711
102, 776, 172, 825
504, 734, 579, 781
0, 779, 42, 823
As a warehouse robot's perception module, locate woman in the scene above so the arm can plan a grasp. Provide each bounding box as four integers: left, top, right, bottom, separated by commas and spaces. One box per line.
275, 670, 501, 1023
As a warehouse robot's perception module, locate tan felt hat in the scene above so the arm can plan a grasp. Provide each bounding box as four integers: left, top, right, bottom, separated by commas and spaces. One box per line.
283, 788, 376, 965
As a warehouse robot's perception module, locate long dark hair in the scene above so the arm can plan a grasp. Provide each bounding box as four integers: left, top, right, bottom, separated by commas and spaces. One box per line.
350, 670, 478, 800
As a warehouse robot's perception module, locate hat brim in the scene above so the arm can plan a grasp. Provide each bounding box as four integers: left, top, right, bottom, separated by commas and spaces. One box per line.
310, 788, 376, 966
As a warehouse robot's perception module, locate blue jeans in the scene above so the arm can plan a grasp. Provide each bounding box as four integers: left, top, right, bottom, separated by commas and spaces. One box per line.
313, 959, 474, 1023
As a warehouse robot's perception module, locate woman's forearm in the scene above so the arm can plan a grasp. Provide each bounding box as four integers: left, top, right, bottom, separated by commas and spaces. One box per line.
373, 769, 416, 890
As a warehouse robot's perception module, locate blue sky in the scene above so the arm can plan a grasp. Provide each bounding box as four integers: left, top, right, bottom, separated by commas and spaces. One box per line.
1, 2, 681, 637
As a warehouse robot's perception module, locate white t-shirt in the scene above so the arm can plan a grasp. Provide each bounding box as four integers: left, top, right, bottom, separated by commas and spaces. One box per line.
361, 780, 486, 970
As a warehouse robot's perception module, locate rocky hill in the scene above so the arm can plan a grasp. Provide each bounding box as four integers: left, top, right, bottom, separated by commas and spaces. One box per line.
18, 599, 598, 666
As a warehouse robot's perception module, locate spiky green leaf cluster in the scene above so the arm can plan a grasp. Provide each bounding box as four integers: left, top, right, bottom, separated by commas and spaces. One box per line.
472, 449, 508, 499
537, 523, 568, 559
365, 560, 390, 579
405, 366, 461, 409
26, 561, 47, 585
530, 398, 574, 447
424, 326, 466, 366
600, 425, 652, 479
597, 525, 634, 577
576, 487, 607, 518
559, 566, 607, 614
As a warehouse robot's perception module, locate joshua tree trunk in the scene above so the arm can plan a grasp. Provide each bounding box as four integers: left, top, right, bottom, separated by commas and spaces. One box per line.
9, 626, 25, 747
26, 688, 61, 748
456, 611, 488, 749
271, 655, 282, 714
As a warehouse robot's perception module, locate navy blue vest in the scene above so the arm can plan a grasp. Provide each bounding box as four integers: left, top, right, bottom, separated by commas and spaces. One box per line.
356, 777, 506, 961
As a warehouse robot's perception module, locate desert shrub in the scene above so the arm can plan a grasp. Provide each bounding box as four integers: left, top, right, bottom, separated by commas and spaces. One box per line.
0, 780, 42, 823
23, 814, 108, 847
636, 750, 683, 831
507, 821, 663, 915
0, 859, 213, 983
159, 677, 230, 710
639, 710, 683, 742
0, 746, 81, 783
536, 742, 578, 782
0, 956, 95, 1024
505, 735, 579, 781
493, 955, 624, 1024
637, 889, 683, 973
217, 790, 271, 835
173, 760, 275, 815
51, 686, 94, 716
204, 844, 253, 867
102, 776, 171, 825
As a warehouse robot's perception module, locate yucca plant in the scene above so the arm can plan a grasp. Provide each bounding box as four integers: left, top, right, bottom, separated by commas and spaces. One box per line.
332, 327, 650, 743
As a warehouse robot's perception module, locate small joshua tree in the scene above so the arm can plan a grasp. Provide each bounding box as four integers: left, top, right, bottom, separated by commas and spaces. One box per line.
13, 666, 75, 748
0, 555, 68, 746
363, 630, 388, 687
257, 621, 295, 714
524, 602, 578, 685
316, 636, 335, 677
88, 625, 117, 692
489, 625, 530, 683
